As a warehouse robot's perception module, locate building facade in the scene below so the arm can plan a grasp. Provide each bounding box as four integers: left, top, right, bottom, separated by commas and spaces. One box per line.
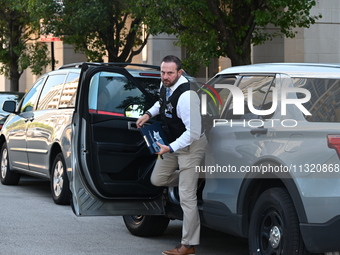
253, 0, 340, 63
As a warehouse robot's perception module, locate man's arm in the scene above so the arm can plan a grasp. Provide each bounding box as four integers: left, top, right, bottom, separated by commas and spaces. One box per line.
136, 101, 160, 128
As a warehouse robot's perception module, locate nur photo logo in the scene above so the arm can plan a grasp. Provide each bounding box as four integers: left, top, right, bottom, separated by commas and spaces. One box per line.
200, 83, 312, 128
199, 83, 223, 115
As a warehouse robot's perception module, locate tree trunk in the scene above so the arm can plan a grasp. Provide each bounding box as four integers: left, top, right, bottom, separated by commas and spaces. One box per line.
229, 53, 252, 67
226, 41, 252, 67
9, 62, 20, 92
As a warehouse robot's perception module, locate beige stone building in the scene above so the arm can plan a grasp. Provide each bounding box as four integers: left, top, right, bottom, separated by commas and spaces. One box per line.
0, 0, 338, 92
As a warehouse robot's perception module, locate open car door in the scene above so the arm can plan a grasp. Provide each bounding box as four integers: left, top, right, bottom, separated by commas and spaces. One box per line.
70, 63, 165, 216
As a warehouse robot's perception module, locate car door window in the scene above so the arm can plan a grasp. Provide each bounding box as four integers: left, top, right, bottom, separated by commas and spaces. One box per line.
21, 78, 45, 113
36, 74, 67, 110
223, 75, 276, 120
88, 72, 147, 116
59, 72, 79, 108
205, 75, 237, 117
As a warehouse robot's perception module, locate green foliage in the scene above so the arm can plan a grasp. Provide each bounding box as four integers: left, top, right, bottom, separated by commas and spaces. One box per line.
0, 0, 50, 91
37, 0, 148, 63
135, 0, 321, 70
20, 43, 51, 74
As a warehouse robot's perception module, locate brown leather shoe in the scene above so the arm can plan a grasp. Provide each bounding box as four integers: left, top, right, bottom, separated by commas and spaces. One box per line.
162, 244, 195, 255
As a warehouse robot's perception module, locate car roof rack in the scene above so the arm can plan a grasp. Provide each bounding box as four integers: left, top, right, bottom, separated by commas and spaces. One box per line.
58, 62, 160, 71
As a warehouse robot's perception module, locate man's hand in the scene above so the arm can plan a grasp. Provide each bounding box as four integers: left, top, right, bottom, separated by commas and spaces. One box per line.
136, 114, 150, 128
155, 142, 171, 155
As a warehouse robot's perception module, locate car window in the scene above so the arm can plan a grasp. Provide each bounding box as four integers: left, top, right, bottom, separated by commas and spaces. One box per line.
36, 74, 67, 110
135, 77, 160, 101
21, 78, 45, 113
293, 78, 340, 122
223, 75, 276, 119
59, 72, 79, 108
205, 75, 237, 117
88, 72, 148, 116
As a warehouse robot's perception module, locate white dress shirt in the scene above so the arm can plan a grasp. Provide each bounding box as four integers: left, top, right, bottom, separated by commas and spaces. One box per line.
147, 75, 202, 152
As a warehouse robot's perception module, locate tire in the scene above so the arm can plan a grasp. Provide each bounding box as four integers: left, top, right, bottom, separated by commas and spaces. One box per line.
123, 215, 170, 237
249, 187, 309, 255
50, 153, 70, 205
0, 143, 20, 185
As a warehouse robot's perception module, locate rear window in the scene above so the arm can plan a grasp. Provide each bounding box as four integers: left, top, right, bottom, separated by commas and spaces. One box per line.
293, 78, 340, 122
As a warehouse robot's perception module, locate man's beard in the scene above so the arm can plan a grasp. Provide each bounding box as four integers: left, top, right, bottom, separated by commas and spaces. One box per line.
162, 75, 179, 87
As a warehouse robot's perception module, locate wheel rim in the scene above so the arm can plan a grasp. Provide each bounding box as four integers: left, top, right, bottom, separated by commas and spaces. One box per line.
257, 208, 284, 255
130, 215, 144, 225
53, 160, 64, 197
1, 148, 8, 179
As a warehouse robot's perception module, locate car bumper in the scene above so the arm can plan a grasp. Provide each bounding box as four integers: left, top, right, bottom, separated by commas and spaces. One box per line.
300, 216, 340, 253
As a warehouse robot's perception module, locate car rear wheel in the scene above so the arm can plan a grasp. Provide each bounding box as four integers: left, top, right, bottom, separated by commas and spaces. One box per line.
0, 143, 20, 185
123, 215, 170, 237
249, 187, 308, 255
51, 153, 70, 205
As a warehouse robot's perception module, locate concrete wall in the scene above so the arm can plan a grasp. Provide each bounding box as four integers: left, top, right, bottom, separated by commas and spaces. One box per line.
137, 34, 181, 66
304, 0, 340, 62
253, 0, 340, 64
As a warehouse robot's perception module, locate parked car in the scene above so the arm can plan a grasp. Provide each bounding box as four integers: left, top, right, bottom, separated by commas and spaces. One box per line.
0, 92, 24, 130
67, 63, 340, 255
0, 62, 167, 205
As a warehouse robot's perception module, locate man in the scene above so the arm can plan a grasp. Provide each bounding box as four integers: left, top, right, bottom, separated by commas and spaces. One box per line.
136, 55, 207, 255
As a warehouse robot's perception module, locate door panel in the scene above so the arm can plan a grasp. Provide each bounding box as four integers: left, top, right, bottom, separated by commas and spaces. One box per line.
71, 165, 165, 217
6, 114, 29, 170
71, 64, 164, 216
88, 114, 162, 197
6, 78, 45, 171
26, 74, 68, 174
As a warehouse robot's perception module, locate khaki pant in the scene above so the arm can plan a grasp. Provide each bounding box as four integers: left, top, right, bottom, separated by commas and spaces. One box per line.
151, 134, 207, 245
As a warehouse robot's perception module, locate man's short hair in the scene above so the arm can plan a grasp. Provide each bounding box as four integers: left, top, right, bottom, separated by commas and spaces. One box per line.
161, 55, 182, 71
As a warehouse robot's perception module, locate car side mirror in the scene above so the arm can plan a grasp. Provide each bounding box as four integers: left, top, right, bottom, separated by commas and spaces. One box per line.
125, 104, 144, 118
3, 100, 17, 113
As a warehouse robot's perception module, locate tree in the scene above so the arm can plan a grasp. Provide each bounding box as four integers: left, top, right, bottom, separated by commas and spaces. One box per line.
0, 0, 50, 91
36, 0, 149, 63
136, 0, 321, 71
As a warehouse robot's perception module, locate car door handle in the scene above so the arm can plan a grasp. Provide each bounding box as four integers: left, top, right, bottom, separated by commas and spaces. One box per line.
128, 121, 139, 131
24, 116, 35, 122
250, 127, 268, 135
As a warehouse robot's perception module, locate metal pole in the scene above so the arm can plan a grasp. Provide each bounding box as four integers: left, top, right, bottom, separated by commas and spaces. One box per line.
51, 41, 55, 70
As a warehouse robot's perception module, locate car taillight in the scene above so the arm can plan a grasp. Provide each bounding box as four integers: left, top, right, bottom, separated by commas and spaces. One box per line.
0, 124, 3, 131
327, 135, 340, 158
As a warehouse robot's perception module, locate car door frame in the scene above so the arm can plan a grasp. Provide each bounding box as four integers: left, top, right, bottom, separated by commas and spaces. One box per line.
70, 63, 165, 216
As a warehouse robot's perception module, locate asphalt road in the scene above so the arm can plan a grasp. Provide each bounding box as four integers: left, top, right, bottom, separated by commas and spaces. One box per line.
0, 175, 249, 255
